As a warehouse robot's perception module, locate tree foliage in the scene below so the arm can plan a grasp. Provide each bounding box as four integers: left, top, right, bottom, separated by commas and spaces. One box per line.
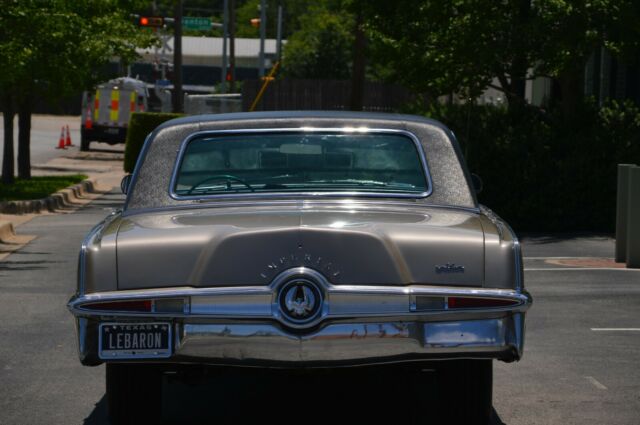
0, 0, 156, 182
282, 4, 354, 79
0, 0, 155, 99
363, 0, 640, 107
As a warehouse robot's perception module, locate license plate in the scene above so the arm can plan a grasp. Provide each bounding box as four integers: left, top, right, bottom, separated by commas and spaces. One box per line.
99, 323, 171, 359
105, 128, 120, 135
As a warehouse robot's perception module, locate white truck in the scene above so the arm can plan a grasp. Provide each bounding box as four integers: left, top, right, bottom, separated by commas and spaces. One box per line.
80, 77, 149, 151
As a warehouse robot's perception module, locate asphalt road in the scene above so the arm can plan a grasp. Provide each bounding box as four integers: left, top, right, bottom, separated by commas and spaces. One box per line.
0, 115, 123, 169
0, 192, 639, 424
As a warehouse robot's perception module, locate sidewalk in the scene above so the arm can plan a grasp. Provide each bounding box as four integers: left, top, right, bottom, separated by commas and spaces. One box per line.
520, 233, 628, 271
0, 148, 125, 260
521, 233, 615, 258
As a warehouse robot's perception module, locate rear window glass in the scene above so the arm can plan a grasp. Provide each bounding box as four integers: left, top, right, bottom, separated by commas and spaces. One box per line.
173, 132, 429, 196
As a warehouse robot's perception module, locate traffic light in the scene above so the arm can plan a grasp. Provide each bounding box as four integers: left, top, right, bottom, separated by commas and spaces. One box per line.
250, 18, 260, 28
138, 16, 164, 27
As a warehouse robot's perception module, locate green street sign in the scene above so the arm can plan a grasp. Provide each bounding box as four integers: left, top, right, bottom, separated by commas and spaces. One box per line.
183, 17, 211, 30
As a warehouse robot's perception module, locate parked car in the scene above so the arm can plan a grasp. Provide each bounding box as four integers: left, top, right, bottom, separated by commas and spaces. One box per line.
68, 111, 531, 424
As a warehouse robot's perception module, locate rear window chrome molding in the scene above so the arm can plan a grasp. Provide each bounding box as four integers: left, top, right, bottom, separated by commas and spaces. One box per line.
167, 128, 434, 202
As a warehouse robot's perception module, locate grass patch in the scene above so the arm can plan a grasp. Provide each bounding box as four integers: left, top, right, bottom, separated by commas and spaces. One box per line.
0, 175, 87, 202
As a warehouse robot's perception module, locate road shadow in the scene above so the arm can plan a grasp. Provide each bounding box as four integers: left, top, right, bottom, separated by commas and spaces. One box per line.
0, 259, 60, 271
490, 409, 507, 424
84, 396, 109, 425
85, 367, 508, 425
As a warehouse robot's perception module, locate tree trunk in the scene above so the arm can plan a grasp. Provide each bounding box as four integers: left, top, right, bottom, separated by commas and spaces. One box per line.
2, 93, 15, 184
510, 65, 528, 102
504, 0, 531, 112
558, 65, 585, 119
507, 65, 528, 114
349, 4, 366, 111
18, 97, 32, 179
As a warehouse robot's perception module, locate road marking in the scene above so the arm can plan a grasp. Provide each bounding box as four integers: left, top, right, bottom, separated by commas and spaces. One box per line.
585, 376, 608, 390
591, 328, 640, 331
525, 267, 639, 271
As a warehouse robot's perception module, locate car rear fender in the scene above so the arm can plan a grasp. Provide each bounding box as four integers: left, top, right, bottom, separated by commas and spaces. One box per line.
78, 211, 122, 295
479, 206, 523, 291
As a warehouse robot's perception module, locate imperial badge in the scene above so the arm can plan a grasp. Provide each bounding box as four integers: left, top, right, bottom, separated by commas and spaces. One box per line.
278, 278, 323, 324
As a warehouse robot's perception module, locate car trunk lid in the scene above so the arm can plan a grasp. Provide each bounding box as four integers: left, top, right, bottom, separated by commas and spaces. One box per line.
116, 204, 484, 289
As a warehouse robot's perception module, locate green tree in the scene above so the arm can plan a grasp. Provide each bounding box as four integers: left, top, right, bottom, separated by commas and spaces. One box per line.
234, 0, 313, 39
281, 4, 354, 79
0, 0, 155, 183
364, 0, 640, 113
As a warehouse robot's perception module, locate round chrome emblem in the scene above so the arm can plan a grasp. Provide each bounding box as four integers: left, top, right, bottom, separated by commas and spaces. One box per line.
278, 278, 323, 324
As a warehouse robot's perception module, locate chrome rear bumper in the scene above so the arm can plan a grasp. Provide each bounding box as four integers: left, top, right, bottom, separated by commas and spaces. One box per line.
73, 313, 527, 366
69, 281, 531, 366
175, 314, 525, 365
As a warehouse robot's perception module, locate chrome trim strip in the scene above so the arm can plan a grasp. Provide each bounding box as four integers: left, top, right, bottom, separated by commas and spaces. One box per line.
68, 280, 532, 325
78, 244, 87, 297
499, 213, 524, 292
120, 200, 481, 219
167, 128, 435, 202
513, 238, 524, 291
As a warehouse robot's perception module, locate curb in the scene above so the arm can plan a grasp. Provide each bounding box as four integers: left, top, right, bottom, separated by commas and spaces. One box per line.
0, 179, 98, 215
0, 220, 15, 242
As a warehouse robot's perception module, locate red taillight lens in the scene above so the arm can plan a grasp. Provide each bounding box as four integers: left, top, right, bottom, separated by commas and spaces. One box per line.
82, 300, 152, 312
447, 297, 518, 309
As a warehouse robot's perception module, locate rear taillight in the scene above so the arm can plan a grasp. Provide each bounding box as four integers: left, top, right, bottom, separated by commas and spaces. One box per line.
447, 297, 519, 309
82, 300, 152, 312
412, 295, 520, 312
80, 298, 185, 313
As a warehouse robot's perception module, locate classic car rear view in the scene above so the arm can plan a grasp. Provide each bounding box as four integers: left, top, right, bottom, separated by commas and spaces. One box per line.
68, 111, 531, 424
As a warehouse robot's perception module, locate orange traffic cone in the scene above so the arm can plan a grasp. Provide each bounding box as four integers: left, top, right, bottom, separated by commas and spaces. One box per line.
85, 106, 93, 129
56, 126, 66, 149
65, 125, 75, 147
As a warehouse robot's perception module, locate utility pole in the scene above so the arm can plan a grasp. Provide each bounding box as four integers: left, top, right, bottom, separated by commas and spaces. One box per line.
229, 0, 236, 92
349, 3, 365, 111
259, 0, 267, 77
173, 0, 184, 113
221, 0, 229, 94
276, 5, 283, 61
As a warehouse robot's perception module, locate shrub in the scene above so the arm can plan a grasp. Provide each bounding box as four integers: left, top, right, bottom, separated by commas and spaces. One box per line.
407, 100, 640, 233
124, 112, 184, 173
0, 175, 87, 201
